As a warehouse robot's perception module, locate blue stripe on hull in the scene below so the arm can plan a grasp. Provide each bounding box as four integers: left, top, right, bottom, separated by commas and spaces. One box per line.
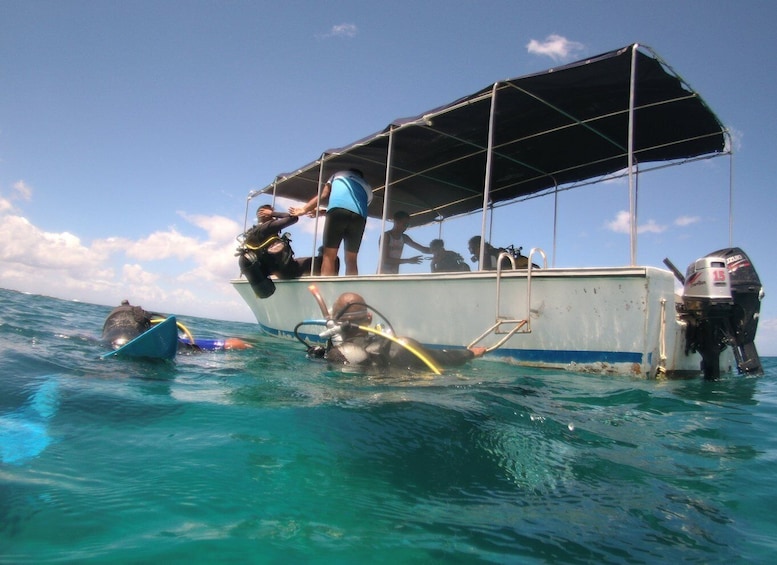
266, 323, 647, 368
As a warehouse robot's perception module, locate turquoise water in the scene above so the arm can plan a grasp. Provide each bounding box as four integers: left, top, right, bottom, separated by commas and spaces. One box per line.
1, 288, 775, 564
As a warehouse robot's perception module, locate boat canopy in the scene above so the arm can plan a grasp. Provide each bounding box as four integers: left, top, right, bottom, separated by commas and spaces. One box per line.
257, 44, 727, 229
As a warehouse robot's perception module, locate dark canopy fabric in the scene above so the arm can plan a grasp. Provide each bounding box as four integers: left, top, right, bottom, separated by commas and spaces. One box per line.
260, 44, 726, 228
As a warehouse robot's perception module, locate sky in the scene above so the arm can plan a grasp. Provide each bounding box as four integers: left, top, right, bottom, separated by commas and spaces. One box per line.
1, 1, 776, 354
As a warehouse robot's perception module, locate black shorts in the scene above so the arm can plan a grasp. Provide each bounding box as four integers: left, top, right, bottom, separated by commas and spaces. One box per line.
323, 208, 367, 253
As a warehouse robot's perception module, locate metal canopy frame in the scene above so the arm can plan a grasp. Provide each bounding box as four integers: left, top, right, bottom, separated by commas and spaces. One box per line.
252, 44, 730, 268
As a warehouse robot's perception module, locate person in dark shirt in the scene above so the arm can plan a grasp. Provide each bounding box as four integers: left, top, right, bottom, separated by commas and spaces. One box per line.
429, 239, 470, 273
467, 235, 513, 270
238, 204, 301, 298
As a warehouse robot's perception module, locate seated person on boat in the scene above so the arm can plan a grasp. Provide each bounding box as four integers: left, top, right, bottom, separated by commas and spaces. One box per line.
467, 236, 536, 270
468, 236, 510, 270
429, 239, 470, 272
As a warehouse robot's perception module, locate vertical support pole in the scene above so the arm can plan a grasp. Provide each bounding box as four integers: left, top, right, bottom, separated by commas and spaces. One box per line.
728, 137, 734, 246
478, 82, 499, 269
552, 179, 558, 268
309, 155, 327, 275
628, 44, 639, 266
377, 126, 395, 274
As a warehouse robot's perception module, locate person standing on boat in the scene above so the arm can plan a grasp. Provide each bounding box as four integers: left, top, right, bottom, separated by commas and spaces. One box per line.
379, 211, 432, 274
429, 239, 470, 272
313, 292, 486, 368
289, 169, 372, 276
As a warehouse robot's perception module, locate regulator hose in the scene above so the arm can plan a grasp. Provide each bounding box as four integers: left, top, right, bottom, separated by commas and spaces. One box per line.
354, 324, 442, 375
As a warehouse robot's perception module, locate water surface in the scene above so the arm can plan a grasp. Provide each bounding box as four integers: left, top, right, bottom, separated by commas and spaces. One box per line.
1, 288, 774, 563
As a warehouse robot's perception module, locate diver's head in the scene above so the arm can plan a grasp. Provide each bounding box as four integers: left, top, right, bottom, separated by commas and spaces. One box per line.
332, 292, 372, 325
429, 239, 444, 256
256, 204, 273, 222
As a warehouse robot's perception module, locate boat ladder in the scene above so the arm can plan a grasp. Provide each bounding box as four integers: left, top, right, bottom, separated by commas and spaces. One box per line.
469, 247, 547, 353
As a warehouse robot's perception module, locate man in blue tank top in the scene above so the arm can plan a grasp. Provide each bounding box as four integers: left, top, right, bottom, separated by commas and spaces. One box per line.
290, 169, 372, 275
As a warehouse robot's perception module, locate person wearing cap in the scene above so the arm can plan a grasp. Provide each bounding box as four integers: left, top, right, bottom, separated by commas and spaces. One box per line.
289, 169, 372, 276
378, 211, 432, 274
318, 292, 486, 368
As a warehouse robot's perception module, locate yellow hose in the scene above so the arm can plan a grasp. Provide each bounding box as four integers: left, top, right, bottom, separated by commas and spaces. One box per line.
356, 325, 442, 375
151, 317, 195, 345
176, 322, 195, 345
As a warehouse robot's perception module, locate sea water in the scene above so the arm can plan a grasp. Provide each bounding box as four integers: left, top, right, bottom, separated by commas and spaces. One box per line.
0, 287, 775, 564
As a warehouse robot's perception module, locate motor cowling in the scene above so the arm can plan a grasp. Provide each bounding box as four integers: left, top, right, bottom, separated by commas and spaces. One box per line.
681, 247, 763, 378
683, 256, 733, 314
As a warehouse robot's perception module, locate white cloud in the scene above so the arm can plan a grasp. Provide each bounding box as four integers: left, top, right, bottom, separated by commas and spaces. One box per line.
638, 219, 666, 234
527, 35, 585, 62
675, 215, 700, 227
124, 229, 200, 261
320, 23, 358, 39
0, 214, 109, 271
0, 203, 255, 322
13, 180, 33, 201
605, 211, 667, 234
605, 210, 631, 234
178, 212, 241, 244
0, 180, 33, 213
122, 263, 160, 286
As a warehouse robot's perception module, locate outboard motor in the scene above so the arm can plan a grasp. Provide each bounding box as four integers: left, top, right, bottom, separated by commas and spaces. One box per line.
678, 247, 764, 379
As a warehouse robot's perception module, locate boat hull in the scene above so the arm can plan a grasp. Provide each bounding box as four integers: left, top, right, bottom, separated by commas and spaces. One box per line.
232, 267, 727, 378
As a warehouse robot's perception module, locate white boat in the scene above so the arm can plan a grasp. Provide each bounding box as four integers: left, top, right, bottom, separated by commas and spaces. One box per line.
231, 44, 764, 378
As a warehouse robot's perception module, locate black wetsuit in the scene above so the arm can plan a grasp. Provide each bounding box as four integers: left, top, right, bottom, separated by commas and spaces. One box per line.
243, 213, 298, 249
239, 214, 302, 298
431, 250, 470, 273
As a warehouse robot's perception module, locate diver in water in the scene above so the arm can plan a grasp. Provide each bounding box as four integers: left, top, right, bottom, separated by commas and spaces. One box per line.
305, 292, 486, 370
101, 300, 252, 353
101, 300, 165, 349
